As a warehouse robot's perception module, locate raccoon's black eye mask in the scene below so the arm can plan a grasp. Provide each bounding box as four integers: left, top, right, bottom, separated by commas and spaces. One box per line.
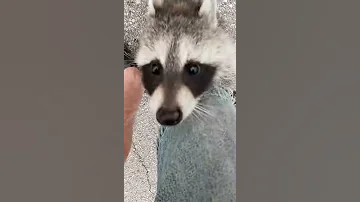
140, 59, 217, 97
183, 60, 217, 97
140, 59, 164, 95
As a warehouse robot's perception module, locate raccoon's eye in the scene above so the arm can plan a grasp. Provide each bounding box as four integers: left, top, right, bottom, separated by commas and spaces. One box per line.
151, 63, 161, 75
188, 64, 200, 76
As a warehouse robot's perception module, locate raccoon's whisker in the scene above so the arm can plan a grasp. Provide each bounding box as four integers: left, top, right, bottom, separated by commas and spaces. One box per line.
197, 102, 216, 110
197, 104, 217, 117
196, 109, 205, 122
195, 108, 213, 123
193, 107, 213, 123
194, 106, 207, 116
195, 105, 214, 118
196, 104, 212, 111
192, 109, 203, 123
190, 112, 198, 122
191, 107, 202, 121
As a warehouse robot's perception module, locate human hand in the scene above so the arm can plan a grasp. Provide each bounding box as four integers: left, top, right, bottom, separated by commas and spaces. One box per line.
124, 67, 143, 162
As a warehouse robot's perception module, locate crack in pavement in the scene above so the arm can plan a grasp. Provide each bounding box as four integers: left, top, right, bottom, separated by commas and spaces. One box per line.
131, 142, 155, 196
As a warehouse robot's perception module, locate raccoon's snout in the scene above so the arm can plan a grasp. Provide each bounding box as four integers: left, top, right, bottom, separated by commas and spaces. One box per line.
156, 107, 183, 126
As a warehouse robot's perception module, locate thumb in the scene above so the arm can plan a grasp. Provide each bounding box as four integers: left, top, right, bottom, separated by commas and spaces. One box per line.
124, 67, 143, 114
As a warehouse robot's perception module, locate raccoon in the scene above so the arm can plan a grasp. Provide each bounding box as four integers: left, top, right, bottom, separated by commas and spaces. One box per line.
135, 0, 236, 126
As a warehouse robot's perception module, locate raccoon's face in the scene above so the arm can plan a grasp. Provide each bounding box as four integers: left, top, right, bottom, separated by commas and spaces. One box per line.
136, 0, 236, 126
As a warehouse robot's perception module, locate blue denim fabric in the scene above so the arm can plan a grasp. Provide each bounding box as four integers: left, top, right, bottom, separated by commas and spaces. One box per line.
156, 88, 236, 202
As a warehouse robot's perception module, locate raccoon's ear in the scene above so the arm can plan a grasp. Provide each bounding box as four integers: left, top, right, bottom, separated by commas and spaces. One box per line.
198, 0, 218, 28
148, 0, 163, 17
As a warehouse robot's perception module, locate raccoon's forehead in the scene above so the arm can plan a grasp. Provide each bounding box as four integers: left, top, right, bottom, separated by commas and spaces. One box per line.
136, 32, 234, 69
136, 35, 173, 66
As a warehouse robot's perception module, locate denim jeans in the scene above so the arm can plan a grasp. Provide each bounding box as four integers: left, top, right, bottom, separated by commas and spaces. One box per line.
155, 88, 236, 202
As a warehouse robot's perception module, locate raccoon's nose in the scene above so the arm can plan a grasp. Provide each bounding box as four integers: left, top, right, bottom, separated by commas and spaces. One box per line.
156, 107, 182, 126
